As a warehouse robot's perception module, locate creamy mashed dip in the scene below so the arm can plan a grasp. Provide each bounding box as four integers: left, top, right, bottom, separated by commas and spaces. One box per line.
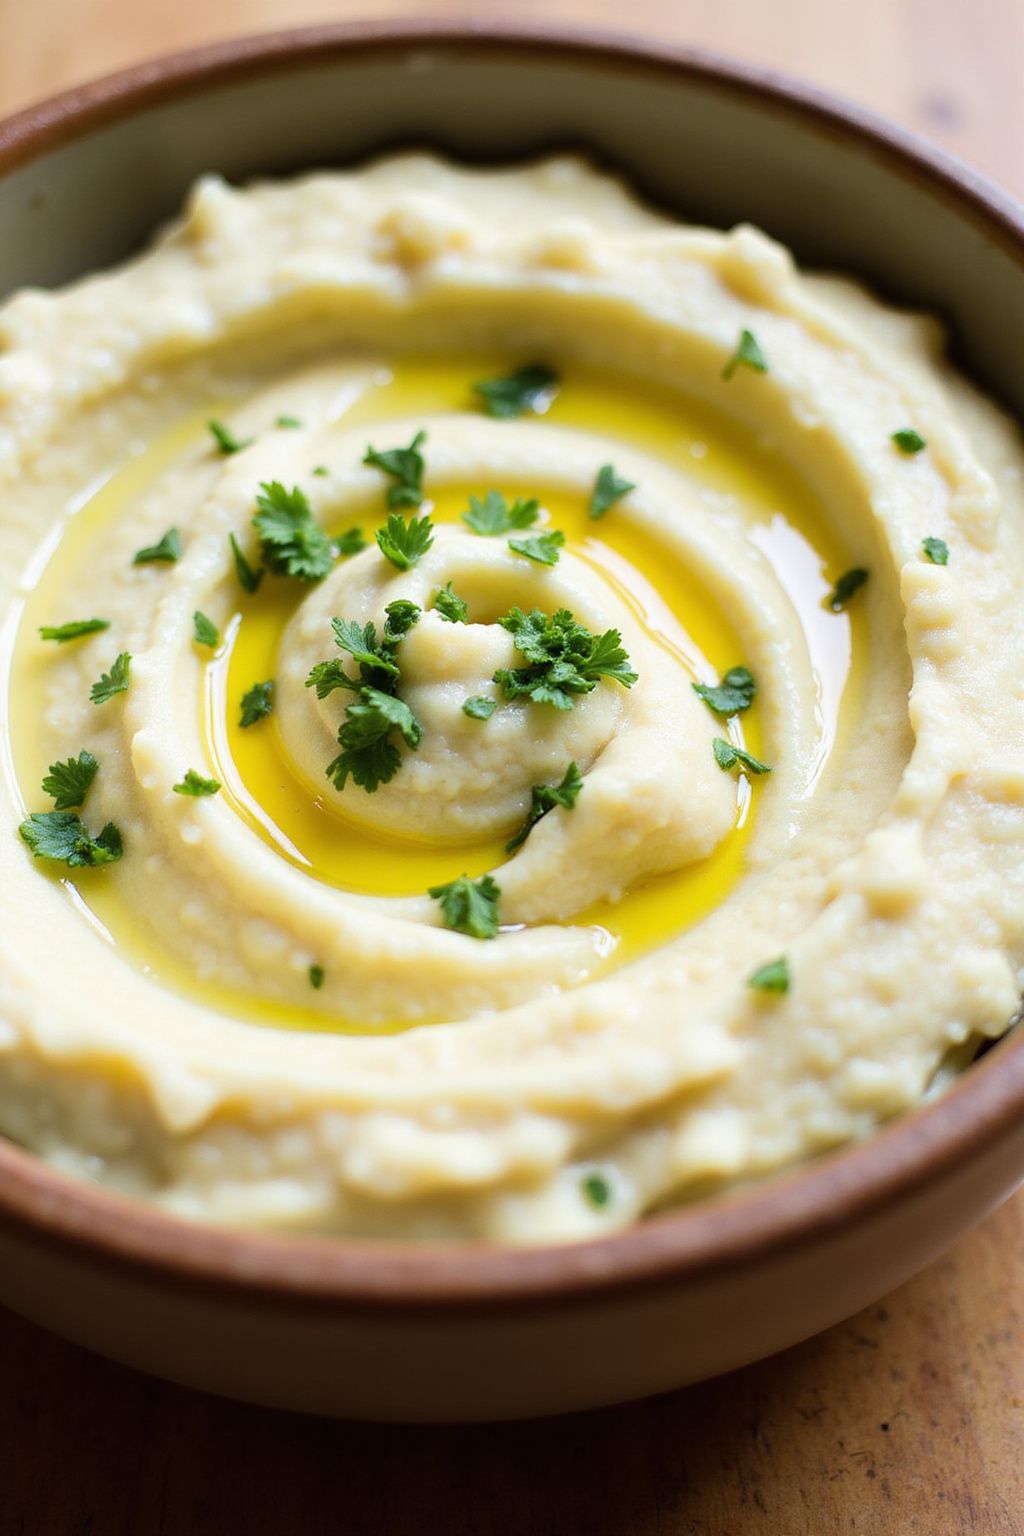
1, 156, 1022, 1240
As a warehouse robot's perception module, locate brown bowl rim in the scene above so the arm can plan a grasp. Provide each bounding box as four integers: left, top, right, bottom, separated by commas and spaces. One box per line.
1, 18, 1023, 1314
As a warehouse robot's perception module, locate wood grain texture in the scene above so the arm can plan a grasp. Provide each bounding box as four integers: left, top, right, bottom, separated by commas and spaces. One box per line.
0, 3, 1022, 1532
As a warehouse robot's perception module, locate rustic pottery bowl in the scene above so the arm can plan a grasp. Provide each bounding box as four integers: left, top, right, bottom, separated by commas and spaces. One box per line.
1, 21, 1023, 1423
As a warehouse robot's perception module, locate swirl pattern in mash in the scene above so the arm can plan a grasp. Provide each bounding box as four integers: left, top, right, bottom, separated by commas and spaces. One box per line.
0, 155, 1022, 1241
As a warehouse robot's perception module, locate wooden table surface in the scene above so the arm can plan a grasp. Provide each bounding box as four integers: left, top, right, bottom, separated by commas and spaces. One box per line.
1, 3, 1022, 1533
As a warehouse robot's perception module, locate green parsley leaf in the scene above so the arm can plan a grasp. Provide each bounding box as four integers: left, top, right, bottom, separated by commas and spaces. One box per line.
90, 651, 131, 706
472, 364, 558, 420
19, 810, 123, 867
309, 964, 324, 989
383, 599, 422, 641
306, 605, 421, 700
312, 465, 329, 477
462, 490, 540, 536
172, 769, 221, 797
589, 464, 635, 520
495, 607, 637, 710
692, 665, 757, 717
133, 527, 181, 565
892, 428, 927, 455
428, 873, 501, 939
253, 481, 334, 581
39, 618, 109, 644
208, 419, 251, 455
375, 510, 434, 571
239, 679, 274, 728
826, 568, 869, 612
463, 695, 497, 720
712, 738, 772, 775
41, 749, 98, 810
193, 610, 219, 648
433, 582, 469, 623
276, 414, 302, 429
747, 956, 790, 995
922, 536, 949, 566
508, 529, 565, 567
581, 1171, 612, 1209
722, 328, 769, 381
330, 618, 401, 681
326, 685, 422, 794
335, 527, 367, 557
363, 430, 427, 509
229, 533, 264, 594
506, 761, 583, 853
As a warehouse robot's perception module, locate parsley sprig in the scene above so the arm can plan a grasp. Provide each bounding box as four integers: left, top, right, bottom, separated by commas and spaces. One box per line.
826, 568, 869, 612
713, 738, 771, 775
20, 812, 123, 868
307, 602, 423, 793
253, 481, 334, 581
363, 430, 426, 509
506, 762, 583, 853
692, 666, 756, 717
208, 420, 251, 455
494, 607, 637, 710
90, 651, 131, 705
508, 530, 564, 567
433, 583, 469, 623
133, 527, 181, 566
428, 873, 501, 939
239, 680, 274, 728
173, 769, 221, 797
462, 490, 539, 535
748, 956, 790, 994
41, 750, 98, 810
376, 509, 434, 571
722, 328, 769, 381
589, 464, 635, 520
39, 618, 109, 644
472, 364, 558, 419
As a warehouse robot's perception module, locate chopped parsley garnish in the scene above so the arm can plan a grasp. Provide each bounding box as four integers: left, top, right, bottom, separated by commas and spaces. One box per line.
463, 695, 497, 720
208, 419, 251, 455
308, 603, 422, 793
472, 364, 558, 420
376, 509, 434, 571
41, 750, 98, 810
461, 490, 540, 536
589, 464, 635, 520
19, 811, 123, 867
581, 1171, 612, 1209
309, 964, 324, 989
239, 679, 274, 728
276, 414, 302, 429
172, 769, 221, 797
508, 529, 564, 567
39, 618, 109, 644
506, 761, 583, 853
922, 536, 949, 566
326, 686, 422, 793
892, 428, 927, 455
692, 666, 756, 717
335, 527, 367, 557
713, 738, 772, 775
722, 328, 769, 381
133, 527, 181, 565
90, 651, 131, 705
433, 582, 469, 623
826, 568, 869, 612
192, 610, 219, 648
747, 956, 790, 995
495, 606, 637, 710
229, 533, 264, 594
428, 873, 501, 939
312, 465, 329, 477
253, 481, 334, 581
363, 430, 427, 509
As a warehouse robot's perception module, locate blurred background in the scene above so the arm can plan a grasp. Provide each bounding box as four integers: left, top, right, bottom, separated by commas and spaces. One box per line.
2, 0, 1022, 196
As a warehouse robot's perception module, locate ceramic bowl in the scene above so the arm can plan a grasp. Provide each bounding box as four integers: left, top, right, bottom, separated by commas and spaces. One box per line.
1, 21, 1022, 1422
